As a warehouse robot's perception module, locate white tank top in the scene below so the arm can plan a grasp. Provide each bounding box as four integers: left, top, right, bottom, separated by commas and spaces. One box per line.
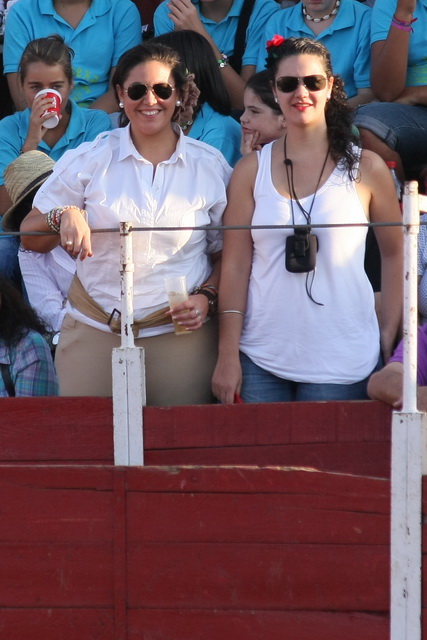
239, 142, 380, 384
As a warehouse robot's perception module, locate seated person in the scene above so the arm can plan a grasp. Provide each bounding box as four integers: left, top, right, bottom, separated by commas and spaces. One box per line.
256, 0, 374, 107
368, 324, 427, 411
3, 0, 142, 113
354, 0, 427, 182
2, 151, 76, 336
154, 0, 280, 109
240, 69, 285, 155
0, 274, 59, 397
153, 30, 241, 167
0, 35, 110, 289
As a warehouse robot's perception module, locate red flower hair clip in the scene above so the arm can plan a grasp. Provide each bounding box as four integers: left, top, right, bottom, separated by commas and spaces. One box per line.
266, 34, 285, 50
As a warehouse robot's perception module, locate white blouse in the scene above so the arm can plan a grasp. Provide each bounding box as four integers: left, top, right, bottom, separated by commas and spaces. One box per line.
34, 125, 232, 336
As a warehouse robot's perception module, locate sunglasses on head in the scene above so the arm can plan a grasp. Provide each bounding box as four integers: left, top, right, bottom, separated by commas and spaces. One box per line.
124, 82, 175, 101
276, 75, 327, 93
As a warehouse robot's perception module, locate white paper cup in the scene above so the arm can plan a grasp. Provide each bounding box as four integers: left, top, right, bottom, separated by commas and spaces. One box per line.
35, 88, 62, 129
165, 275, 189, 336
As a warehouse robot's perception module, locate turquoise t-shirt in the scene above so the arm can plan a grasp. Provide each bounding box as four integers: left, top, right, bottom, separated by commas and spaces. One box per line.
154, 0, 279, 68
188, 102, 241, 168
3, 0, 142, 107
256, 0, 372, 99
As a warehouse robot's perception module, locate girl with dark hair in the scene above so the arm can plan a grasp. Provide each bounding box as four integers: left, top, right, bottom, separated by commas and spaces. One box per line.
240, 69, 285, 155
0, 275, 58, 396
153, 30, 241, 167
0, 34, 111, 288
212, 36, 403, 404
21, 42, 231, 404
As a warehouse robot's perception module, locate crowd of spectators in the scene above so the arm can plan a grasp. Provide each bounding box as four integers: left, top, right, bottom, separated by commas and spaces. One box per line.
0, 0, 426, 405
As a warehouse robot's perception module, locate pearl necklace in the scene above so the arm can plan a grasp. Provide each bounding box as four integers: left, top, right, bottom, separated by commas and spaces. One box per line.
303, 0, 340, 22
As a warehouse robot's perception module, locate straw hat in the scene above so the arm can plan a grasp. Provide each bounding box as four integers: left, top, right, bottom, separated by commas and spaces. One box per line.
2, 150, 54, 232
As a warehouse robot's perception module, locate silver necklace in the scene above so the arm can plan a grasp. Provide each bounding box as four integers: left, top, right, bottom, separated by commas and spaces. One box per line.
303, 0, 340, 22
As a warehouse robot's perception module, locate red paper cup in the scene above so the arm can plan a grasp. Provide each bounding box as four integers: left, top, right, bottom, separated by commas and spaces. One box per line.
35, 88, 62, 129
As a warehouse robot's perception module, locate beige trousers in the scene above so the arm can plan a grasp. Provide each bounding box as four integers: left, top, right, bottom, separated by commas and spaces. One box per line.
55, 314, 218, 405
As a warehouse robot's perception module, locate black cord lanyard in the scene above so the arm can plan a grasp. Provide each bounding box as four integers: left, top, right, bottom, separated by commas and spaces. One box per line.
283, 136, 330, 305
283, 135, 330, 226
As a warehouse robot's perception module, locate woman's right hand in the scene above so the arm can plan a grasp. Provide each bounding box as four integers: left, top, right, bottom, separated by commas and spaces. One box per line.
212, 354, 242, 404
23, 93, 57, 151
59, 208, 93, 260
240, 130, 261, 156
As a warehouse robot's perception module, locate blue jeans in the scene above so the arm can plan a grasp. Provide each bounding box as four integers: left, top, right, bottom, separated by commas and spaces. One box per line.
354, 102, 427, 179
239, 351, 381, 403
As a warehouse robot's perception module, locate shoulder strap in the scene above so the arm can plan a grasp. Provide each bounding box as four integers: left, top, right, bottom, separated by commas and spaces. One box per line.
228, 0, 256, 74
0, 362, 15, 397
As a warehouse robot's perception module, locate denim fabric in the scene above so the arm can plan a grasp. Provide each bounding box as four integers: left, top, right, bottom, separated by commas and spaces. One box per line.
239, 351, 381, 403
0, 230, 20, 287
354, 102, 427, 179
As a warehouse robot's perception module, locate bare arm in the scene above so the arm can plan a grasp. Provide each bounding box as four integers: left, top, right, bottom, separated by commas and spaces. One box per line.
370, 0, 416, 101
367, 361, 404, 408
347, 88, 375, 109
211, 153, 258, 404
20, 206, 92, 258
359, 151, 403, 363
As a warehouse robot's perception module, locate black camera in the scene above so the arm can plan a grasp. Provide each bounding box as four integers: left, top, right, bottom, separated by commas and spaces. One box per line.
285, 226, 318, 273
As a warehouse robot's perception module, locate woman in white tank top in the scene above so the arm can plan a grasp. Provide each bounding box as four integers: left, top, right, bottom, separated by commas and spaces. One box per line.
212, 36, 403, 404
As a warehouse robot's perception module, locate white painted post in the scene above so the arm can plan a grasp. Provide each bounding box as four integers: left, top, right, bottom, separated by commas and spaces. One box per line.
391, 182, 427, 640
112, 222, 145, 466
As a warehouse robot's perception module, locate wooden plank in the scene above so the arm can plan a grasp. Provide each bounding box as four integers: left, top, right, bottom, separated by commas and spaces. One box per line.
145, 442, 390, 477
127, 492, 389, 545
127, 610, 388, 640
127, 543, 389, 610
0, 610, 114, 640
1, 544, 113, 607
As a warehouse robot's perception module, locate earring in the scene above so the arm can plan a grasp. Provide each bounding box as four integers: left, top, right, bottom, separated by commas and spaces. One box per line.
176, 100, 182, 107
119, 101, 124, 108
326, 95, 331, 101
274, 96, 278, 103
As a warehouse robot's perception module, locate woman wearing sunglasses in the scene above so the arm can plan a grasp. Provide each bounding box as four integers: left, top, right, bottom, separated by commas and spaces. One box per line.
20, 42, 232, 404
212, 36, 403, 404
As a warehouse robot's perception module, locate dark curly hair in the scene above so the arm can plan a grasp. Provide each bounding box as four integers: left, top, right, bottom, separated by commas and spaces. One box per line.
266, 37, 358, 178
112, 42, 189, 127
0, 276, 48, 347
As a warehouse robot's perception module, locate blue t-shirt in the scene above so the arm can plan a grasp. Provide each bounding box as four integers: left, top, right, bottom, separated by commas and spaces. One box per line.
154, 0, 279, 68
3, 0, 142, 107
371, 0, 427, 86
0, 100, 112, 185
188, 102, 241, 167
256, 0, 372, 99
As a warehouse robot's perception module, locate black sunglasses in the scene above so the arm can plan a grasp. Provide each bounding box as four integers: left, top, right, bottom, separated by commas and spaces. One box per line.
124, 82, 175, 101
276, 75, 327, 93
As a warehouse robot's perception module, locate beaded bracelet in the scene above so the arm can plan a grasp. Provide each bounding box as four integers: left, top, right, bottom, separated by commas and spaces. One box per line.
217, 53, 229, 68
46, 206, 86, 233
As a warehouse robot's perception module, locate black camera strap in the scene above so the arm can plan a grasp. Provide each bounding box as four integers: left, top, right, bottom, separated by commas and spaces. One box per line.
284, 136, 329, 305
283, 135, 329, 226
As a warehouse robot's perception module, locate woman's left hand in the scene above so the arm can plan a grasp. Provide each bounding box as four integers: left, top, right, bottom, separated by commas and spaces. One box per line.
168, 294, 209, 331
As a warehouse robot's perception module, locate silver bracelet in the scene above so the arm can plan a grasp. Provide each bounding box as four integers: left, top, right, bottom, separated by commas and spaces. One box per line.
219, 310, 245, 316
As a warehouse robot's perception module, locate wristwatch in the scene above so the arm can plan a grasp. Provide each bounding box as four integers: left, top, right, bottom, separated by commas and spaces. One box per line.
192, 284, 218, 317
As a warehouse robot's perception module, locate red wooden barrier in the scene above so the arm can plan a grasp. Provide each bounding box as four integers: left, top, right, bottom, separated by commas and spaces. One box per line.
0, 465, 390, 640
0, 399, 392, 476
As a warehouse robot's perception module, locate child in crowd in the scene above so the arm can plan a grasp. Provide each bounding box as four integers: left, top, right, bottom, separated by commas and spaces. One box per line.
3, 0, 142, 113
0, 34, 111, 288
0, 275, 59, 397
240, 69, 285, 155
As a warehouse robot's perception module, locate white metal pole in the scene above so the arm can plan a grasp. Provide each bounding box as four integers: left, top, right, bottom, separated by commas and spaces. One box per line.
112, 222, 146, 466
391, 181, 427, 640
